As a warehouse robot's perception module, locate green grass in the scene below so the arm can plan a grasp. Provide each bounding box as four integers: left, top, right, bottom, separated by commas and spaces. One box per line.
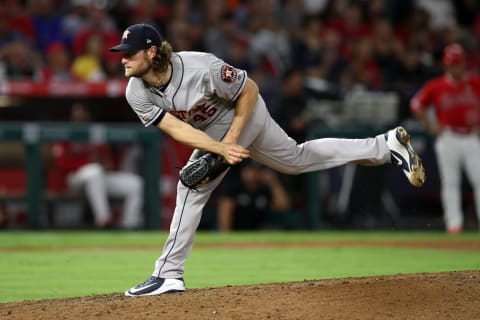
0, 231, 479, 303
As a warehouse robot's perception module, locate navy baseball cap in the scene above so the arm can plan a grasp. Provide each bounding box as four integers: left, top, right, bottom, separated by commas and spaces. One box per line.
109, 24, 163, 52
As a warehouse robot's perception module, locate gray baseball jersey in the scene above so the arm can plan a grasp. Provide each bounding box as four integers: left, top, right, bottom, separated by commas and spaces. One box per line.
125, 51, 391, 279
126, 52, 245, 131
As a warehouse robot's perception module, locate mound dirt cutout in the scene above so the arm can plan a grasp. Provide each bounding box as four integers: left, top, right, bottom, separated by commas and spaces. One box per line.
2, 270, 479, 320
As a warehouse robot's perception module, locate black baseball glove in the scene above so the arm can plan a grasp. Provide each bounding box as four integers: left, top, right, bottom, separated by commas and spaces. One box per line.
179, 152, 230, 189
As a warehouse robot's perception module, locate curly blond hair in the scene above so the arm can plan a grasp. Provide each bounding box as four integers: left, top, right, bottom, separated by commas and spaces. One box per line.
152, 41, 172, 72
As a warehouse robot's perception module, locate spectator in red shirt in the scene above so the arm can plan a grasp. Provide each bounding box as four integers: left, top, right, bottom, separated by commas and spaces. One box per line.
51, 103, 144, 229
71, 6, 118, 57
39, 41, 73, 82
410, 43, 480, 234
340, 38, 381, 90
4, 0, 36, 43
325, 0, 372, 57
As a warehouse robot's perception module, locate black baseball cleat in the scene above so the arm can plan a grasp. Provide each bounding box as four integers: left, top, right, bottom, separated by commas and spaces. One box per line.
125, 276, 185, 296
385, 126, 425, 187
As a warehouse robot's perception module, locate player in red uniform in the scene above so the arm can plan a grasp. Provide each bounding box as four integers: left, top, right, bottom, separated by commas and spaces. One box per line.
411, 43, 480, 234
51, 103, 144, 229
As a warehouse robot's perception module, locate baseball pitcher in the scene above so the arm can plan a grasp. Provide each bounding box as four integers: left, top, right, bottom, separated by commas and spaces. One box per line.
109, 23, 425, 296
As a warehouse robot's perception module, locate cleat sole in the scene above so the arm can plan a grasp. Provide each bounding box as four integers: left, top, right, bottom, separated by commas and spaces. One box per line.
409, 159, 425, 187
397, 127, 425, 187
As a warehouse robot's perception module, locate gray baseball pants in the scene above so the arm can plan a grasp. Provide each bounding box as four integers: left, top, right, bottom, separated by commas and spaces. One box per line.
153, 96, 391, 278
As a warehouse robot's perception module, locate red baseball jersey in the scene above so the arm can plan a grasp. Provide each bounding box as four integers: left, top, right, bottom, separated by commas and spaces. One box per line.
51, 142, 113, 173
410, 74, 480, 129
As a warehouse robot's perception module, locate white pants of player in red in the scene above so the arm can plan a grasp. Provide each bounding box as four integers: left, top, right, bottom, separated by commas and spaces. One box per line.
434, 129, 480, 232
67, 163, 144, 228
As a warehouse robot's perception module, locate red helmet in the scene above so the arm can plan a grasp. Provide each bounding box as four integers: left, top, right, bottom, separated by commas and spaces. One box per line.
442, 43, 466, 66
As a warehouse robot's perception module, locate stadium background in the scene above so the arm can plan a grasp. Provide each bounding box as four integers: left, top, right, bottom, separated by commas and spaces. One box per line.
0, 0, 479, 231
0, 2, 479, 319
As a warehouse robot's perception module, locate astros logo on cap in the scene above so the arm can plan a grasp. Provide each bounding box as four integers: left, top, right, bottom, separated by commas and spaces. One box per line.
122, 30, 131, 40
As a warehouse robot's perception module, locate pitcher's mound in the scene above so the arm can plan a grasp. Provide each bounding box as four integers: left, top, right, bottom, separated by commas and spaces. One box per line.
2, 270, 479, 320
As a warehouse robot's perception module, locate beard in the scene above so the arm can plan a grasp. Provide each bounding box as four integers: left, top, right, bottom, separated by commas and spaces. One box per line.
125, 55, 152, 78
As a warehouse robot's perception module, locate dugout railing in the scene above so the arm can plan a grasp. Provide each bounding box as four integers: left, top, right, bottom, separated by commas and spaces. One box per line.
0, 122, 161, 229
1, 122, 431, 230
306, 125, 429, 230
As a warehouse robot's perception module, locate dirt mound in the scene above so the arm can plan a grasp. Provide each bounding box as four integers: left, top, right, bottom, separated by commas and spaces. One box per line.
2, 270, 479, 320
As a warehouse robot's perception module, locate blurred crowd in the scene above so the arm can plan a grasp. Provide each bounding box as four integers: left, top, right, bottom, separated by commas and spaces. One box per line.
1, 0, 479, 99
1, 0, 479, 230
